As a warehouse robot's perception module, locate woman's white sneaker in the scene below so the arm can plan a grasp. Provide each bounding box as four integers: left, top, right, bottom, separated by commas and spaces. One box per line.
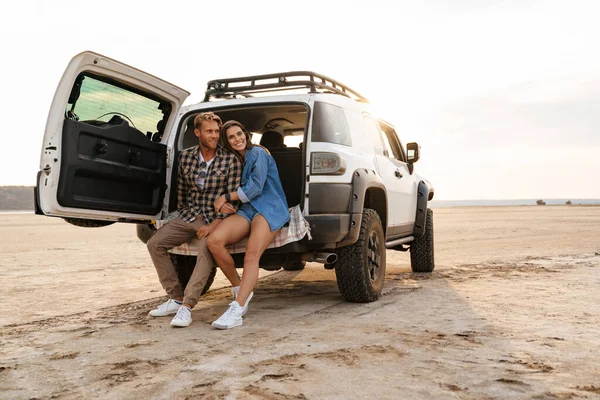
170, 306, 192, 327
149, 299, 181, 317
231, 286, 253, 316
212, 301, 244, 329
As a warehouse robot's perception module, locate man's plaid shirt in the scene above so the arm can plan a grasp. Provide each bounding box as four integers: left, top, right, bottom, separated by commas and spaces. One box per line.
177, 145, 242, 224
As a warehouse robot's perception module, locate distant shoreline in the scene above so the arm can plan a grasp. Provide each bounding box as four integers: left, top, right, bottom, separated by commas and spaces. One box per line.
2, 203, 600, 215
430, 199, 600, 208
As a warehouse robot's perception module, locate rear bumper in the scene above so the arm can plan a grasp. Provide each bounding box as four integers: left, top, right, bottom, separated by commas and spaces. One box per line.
304, 214, 350, 245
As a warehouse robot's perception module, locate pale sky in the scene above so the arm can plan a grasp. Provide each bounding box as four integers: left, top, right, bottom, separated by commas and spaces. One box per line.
1, 0, 599, 200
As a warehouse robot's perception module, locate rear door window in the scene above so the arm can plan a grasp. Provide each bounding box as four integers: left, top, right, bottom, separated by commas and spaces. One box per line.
67, 74, 171, 141
311, 102, 352, 146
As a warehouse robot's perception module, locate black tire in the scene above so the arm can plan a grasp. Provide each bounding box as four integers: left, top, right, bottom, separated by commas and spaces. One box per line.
63, 218, 115, 228
410, 208, 435, 272
334, 208, 386, 303
169, 254, 216, 295
283, 259, 306, 271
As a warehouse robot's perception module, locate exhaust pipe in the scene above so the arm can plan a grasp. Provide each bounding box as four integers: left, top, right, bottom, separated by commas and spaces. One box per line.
301, 252, 338, 264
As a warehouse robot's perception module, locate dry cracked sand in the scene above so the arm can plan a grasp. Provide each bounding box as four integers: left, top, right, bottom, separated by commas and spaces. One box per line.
1, 205, 599, 399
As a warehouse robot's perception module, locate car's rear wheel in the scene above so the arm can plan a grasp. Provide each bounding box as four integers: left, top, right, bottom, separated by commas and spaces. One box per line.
410, 208, 435, 272
283, 259, 306, 271
334, 208, 385, 303
169, 254, 216, 295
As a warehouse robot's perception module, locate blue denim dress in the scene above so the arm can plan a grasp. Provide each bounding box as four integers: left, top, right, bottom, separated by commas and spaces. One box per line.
236, 146, 290, 231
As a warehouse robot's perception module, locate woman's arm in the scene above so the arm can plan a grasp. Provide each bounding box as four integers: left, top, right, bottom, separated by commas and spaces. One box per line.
237, 149, 270, 202
214, 154, 243, 219
214, 149, 270, 212
214, 190, 240, 213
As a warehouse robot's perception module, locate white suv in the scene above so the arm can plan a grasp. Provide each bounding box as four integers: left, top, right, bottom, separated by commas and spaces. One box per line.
36, 51, 435, 303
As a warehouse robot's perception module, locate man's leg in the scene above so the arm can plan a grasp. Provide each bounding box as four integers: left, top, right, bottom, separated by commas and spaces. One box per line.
147, 218, 198, 300
181, 238, 212, 308
181, 218, 217, 309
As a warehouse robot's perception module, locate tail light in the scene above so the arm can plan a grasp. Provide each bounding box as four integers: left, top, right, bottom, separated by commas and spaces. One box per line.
310, 152, 346, 175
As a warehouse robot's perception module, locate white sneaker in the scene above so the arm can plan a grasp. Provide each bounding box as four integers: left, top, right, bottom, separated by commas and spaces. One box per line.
170, 306, 192, 327
231, 286, 253, 316
148, 299, 181, 317
212, 301, 244, 330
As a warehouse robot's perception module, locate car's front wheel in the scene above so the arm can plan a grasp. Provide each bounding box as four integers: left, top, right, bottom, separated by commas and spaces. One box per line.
410, 208, 435, 272
334, 208, 386, 303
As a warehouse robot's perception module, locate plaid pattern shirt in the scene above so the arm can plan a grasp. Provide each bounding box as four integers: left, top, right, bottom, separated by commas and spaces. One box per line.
177, 145, 242, 224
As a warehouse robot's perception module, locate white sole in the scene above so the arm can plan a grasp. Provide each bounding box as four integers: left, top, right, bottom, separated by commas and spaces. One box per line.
170, 321, 191, 327
148, 310, 179, 317
211, 320, 243, 330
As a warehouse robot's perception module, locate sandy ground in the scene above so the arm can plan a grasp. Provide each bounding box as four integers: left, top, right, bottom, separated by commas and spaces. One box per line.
1, 206, 599, 399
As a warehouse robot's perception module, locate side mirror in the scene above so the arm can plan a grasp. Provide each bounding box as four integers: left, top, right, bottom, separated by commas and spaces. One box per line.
406, 142, 420, 174
407, 142, 420, 163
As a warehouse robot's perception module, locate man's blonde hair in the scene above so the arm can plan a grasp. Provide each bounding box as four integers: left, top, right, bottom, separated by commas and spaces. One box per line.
194, 112, 223, 130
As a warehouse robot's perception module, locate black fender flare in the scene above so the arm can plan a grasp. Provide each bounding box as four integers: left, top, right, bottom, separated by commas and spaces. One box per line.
338, 168, 388, 247
413, 180, 435, 237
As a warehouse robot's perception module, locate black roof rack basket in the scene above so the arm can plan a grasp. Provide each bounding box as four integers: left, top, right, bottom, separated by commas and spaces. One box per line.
202, 71, 369, 103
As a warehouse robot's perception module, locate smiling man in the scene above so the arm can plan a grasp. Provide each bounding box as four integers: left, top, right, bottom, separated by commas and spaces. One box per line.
146, 112, 242, 327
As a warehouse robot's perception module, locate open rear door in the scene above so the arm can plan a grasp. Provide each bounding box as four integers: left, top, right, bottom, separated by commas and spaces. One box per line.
37, 51, 189, 222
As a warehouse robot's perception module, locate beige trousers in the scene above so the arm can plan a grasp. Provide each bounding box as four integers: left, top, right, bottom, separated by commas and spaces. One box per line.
147, 217, 215, 308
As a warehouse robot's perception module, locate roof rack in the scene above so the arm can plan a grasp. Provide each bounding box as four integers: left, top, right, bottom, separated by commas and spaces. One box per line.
202, 71, 369, 103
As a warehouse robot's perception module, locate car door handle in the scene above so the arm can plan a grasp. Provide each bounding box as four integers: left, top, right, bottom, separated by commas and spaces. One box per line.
395, 170, 403, 178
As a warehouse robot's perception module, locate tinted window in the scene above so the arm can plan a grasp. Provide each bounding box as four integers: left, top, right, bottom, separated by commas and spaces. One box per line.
311, 102, 352, 146
363, 117, 386, 156
67, 74, 168, 139
379, 122, 406, 162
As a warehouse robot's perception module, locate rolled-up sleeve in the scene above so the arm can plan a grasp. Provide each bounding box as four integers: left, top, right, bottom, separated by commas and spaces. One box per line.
238, 150, 269, 203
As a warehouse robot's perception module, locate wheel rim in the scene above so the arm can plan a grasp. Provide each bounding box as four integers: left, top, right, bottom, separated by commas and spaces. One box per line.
367, 230, 381, 282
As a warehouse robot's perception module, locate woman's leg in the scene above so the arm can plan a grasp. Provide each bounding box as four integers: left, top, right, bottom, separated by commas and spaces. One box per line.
207, 215, 251, 287
236, 215, 280, 306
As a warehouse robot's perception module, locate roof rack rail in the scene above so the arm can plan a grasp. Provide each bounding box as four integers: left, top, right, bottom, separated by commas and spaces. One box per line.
202, 71, 369, 103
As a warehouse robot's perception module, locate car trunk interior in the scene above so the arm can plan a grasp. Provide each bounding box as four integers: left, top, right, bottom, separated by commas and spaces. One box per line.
169, 103, 309, 213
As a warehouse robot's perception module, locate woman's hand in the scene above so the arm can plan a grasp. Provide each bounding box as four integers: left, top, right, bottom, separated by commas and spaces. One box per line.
196, 225, 212, 239
214, 195, 227, 212
221, 202, 236, 215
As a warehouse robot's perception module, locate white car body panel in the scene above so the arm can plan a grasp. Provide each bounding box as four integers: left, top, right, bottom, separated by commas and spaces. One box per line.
38, 51, 189, 221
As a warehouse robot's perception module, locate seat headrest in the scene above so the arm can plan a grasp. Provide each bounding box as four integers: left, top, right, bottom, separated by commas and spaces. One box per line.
260, 131, 285, 149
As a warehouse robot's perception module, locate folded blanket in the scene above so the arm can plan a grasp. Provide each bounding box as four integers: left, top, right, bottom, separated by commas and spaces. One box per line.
155, 205, 311, 256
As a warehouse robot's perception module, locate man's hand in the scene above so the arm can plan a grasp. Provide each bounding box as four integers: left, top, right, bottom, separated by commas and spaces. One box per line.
221, 202, 236, 215
196, 225, 212, 239
214, 195, 227, 212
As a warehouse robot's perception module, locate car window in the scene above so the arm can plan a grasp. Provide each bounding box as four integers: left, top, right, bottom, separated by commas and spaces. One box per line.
250, 133, 303, 148
363, 116, 386, 156
311, 102, 352, 146
66, 74, 169, 140
378, 122, 406, 162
